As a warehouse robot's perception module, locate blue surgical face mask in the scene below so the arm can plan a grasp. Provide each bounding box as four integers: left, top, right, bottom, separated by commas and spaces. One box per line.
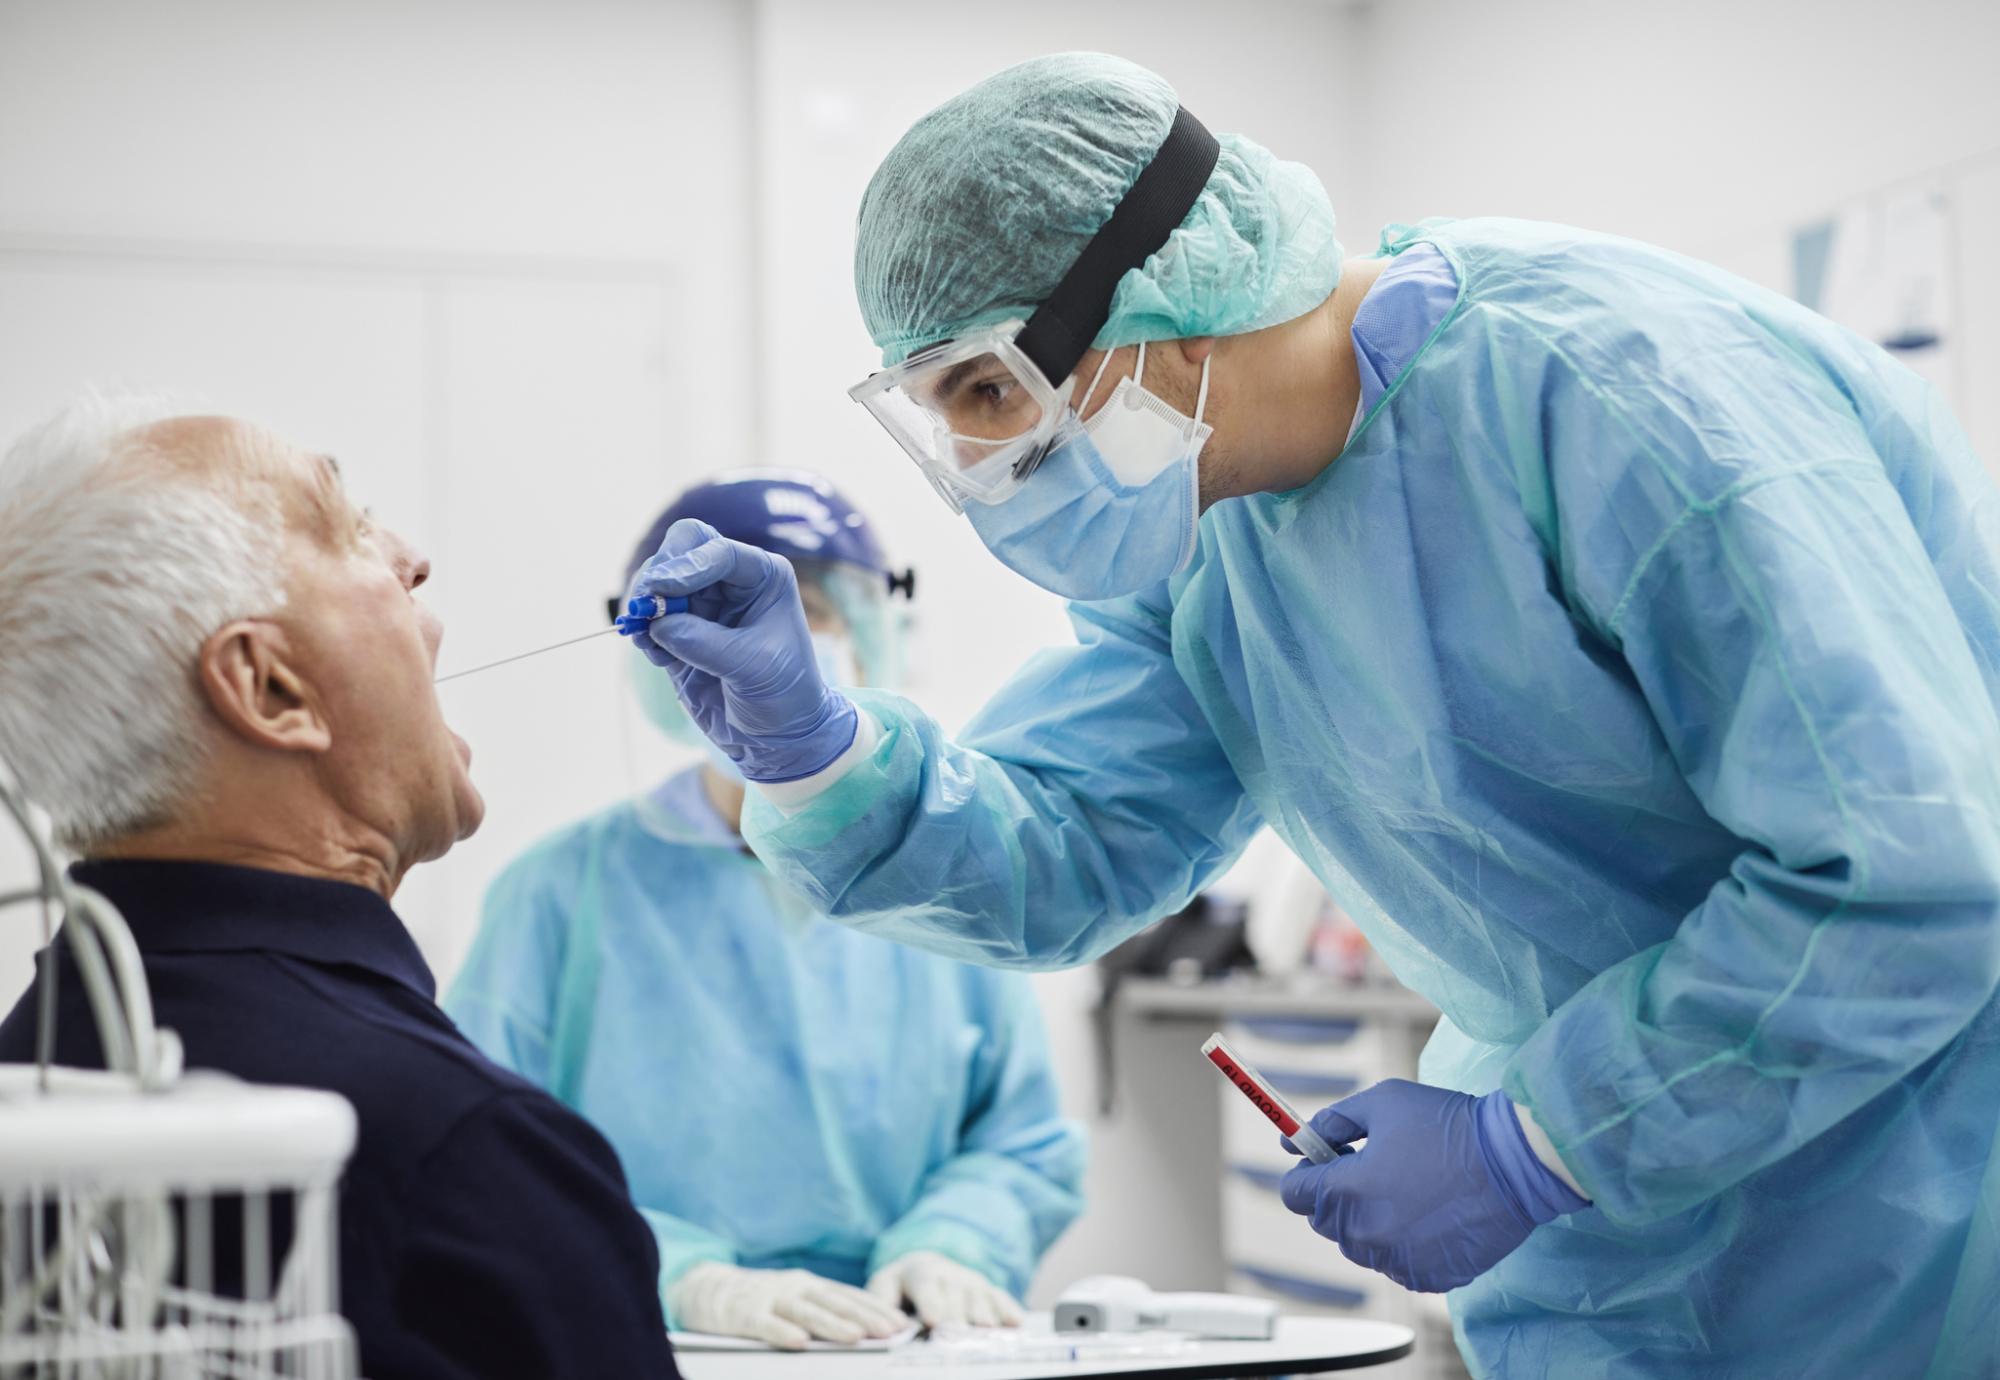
965, 342, 1211, 601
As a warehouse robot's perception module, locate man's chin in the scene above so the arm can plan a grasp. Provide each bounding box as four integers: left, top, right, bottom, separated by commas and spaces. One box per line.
455, 783, 487, 841
446, 730, 483, 839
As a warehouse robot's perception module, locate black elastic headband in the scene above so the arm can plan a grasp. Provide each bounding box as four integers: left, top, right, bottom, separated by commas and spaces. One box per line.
1013, 105, 1220, 388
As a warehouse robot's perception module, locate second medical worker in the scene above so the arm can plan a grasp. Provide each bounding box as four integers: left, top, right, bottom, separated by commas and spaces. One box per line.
449, 473, 1084, 1350
624, 54, 2000, 1380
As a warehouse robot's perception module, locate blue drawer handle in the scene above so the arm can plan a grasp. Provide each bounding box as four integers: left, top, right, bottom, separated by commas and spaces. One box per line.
1233, 1017, 1362, 1044
1230, 1263, 1368, 1310
1264, 1071, 1360, 1100
1230, 1163, 1289, 1194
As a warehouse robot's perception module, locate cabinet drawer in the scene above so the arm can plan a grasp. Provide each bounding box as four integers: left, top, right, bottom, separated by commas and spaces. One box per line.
1223, 1016, 1392, 1081
1219, 1178, 1379, 1297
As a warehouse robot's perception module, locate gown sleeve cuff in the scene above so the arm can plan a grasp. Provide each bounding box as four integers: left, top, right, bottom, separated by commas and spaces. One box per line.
752, 709, 881, 815
1515, 1102, 1590, 1200
867, 1220, 1013, 1293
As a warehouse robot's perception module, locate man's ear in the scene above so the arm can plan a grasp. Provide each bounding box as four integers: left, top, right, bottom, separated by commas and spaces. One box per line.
199, 621, 333, 753
1179, 336, 1219, 365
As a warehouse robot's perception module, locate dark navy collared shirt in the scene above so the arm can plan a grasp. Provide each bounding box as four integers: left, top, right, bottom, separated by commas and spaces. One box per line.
0, 860, 680, 1380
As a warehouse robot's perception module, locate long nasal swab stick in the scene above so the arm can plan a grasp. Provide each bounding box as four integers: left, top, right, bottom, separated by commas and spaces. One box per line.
1202, 1032, 1341, 1163
433, 595, 692, 686
433, 627, 623, 685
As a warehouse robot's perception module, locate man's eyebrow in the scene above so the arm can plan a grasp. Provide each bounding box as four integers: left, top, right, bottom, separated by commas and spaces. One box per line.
926, 360, 981, 406
303, 453, 353, 533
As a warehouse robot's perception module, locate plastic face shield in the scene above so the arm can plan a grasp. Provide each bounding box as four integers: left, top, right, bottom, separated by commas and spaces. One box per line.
794, 559, 898, 688
847, 321, 1076, 514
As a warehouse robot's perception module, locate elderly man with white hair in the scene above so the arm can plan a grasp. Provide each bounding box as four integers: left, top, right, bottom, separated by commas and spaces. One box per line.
0, 399, 682, 1380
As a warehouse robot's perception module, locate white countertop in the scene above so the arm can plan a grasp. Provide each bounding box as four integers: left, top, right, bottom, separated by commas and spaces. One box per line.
672, 1314, 1416, 1380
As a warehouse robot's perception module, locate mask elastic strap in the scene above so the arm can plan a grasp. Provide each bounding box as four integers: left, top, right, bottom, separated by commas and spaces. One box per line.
1079, 345, 1120, 417
1193, 353, 1212, 427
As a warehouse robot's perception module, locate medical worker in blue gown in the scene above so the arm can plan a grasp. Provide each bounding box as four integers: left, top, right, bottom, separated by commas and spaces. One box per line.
448, 473, 1085, 1352
621, 54, 2000, 1380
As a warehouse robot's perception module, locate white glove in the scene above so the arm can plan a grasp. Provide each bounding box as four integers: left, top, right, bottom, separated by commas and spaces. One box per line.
866, 1251, 1025, 1330
669, 1262, 910, 1350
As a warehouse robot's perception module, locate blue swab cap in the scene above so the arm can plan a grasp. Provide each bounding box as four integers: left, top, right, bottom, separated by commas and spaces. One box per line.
615, 594, 689, 637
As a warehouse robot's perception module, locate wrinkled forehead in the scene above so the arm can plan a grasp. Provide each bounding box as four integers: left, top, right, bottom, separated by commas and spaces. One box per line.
116, 415, 342, 537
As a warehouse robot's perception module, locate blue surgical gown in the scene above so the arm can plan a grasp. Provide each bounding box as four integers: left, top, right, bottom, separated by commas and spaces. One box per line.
745, 219, 2000, 1378
444, 767, 1086, 1317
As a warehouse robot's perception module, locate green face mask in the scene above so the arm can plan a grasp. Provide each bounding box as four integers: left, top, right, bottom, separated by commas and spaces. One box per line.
627, 649, 702, 747
627, 654, 743, 782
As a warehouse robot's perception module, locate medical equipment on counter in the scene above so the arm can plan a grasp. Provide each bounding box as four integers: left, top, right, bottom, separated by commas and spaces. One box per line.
1, 756, 360, 1379
1203, 1032, 1340, 1163
1053, 1275, 1278, 1340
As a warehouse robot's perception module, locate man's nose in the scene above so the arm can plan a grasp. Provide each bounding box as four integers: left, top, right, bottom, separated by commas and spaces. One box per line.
387, 529, 431, 591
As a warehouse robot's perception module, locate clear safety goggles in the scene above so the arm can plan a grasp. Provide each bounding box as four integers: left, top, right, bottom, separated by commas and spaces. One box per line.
849, 105, 1221, 515
847, 321, 1077, 514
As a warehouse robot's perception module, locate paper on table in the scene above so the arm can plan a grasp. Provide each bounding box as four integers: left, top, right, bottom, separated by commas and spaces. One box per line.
668, 1324, 922, 1353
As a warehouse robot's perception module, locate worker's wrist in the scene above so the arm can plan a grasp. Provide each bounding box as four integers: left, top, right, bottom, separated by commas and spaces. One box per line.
1476, 1092, 1590, 1226
1511, 1101, 1589, 1201
753, 707, 879, 814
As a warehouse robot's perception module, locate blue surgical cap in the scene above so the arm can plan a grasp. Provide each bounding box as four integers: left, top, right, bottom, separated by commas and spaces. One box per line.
855, 52, 1343, 368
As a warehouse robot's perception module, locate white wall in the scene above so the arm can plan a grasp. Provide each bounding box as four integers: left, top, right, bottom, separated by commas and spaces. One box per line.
4, 0, 1999, 1318
1342, 0, 2000, 461
0, 0, 756, 989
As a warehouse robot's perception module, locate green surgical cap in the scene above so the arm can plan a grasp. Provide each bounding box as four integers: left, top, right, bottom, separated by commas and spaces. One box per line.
855, 52, 1343, 368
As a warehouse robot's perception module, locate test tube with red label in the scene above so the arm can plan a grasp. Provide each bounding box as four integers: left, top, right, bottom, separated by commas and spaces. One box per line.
1202, 1032, 1341, 1163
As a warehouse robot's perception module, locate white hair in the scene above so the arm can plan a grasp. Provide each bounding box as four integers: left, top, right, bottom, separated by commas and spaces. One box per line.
0, 395, 287, 851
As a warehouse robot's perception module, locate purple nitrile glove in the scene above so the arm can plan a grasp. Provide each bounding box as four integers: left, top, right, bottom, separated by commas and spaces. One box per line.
1278, 1080, 1588, 1293
628, 519, 857, 783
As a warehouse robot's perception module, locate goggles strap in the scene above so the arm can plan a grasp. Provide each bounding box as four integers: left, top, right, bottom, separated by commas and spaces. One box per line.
1013, 105, 1221, 390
